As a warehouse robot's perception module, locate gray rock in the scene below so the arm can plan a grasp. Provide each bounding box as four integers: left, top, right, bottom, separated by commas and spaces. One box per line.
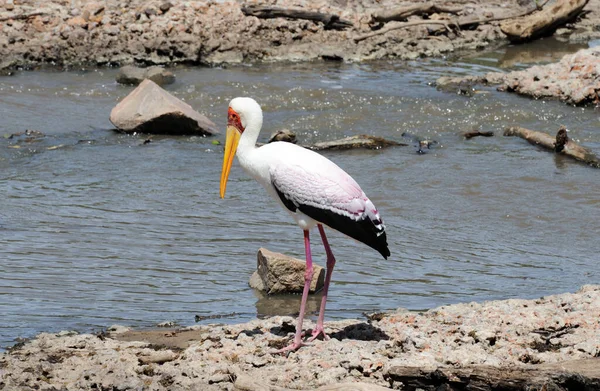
268, 129, 297, 144
308, 135, 405, 151
159, 2, 173, 13
109, 79, 218, 136
439, 48, 600, 106
144, 66, 176, 85
249, 271, 265, 291
249, 247, 324, 294
116, 65, 175, 86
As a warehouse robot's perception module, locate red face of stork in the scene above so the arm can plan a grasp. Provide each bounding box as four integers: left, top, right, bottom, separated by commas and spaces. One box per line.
219, 106, 244, 198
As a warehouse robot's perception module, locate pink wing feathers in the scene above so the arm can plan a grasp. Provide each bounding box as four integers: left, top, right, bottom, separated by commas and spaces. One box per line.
268, 146, 389, 258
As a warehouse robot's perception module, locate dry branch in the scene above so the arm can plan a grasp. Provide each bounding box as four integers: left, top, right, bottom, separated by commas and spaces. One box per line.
504, 125, 600, 168
0, 11, 46, 22
354, 2, 542, 43
371, 2, 463, 23
354, 20, 453, 43
241, 5, 353, 30
501, 0, 589, 42
462, 130, 494, 139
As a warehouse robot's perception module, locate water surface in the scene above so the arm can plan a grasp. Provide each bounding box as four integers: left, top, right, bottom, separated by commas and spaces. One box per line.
1, 39, 599, 349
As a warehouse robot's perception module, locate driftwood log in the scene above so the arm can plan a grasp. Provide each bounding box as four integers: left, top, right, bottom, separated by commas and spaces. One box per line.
308, 135, 406, 151
504, 125, 600, 168
501, 0, 589, 42
354, 1, 543, 43
385, 358, 600, 391
0, 11, 46, 22
462, 130, 494, 139
241, 5, 353, 30
371, 2, 462, 23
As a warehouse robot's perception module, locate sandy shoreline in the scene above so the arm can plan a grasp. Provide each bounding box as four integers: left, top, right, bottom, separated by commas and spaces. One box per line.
2, 286, 599, 390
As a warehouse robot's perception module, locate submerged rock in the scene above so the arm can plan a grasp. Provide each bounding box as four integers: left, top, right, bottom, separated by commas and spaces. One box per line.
268, 129, 297, 144
109, 79, 218, 136
249, 247, 324, 294
115, 65, 175, 86
308, 135, 405, 151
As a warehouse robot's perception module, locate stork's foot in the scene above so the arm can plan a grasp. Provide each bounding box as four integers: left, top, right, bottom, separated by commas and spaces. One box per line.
307, 325, 330, 342
271, 340, 311, 356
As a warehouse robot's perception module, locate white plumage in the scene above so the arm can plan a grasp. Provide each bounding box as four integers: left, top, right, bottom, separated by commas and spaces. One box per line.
220, 97, 389, 353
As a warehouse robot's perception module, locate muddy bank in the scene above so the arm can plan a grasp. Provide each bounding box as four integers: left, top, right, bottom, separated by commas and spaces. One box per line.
1, 0, 599, 70
1, 286, 599, 390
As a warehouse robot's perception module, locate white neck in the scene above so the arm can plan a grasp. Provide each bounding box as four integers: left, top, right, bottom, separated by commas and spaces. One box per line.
236, 106, 263, 165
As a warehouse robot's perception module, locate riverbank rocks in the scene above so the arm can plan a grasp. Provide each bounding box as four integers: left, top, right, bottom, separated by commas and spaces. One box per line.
249, 247, 324, 294
436, 47, 600, 106
498, 46, 600, 105
115, 65, 175, 86
1, 0, 599, 70
109, 79, 217, 136
2, 286, 600, 390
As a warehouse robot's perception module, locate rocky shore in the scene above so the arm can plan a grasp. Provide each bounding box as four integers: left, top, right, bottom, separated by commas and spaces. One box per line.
1, 0, 600, 70
437, 45, 600, 105
2, 286, 599, 390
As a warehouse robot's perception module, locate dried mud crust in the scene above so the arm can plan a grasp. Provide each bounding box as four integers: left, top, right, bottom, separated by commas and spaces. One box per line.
0, 0, 599, 70
1, 286, 599, 390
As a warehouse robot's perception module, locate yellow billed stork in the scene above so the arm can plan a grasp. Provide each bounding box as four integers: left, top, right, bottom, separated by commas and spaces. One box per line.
220, 97, 390, 353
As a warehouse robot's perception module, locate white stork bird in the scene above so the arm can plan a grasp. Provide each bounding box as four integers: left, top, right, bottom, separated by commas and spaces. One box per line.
220, 97, 390, 353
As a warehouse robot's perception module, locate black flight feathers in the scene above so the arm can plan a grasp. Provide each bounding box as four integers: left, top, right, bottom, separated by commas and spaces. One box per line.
274, 186, 390, 259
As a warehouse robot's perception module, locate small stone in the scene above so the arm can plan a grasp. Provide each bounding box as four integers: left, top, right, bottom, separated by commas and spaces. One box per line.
105, 25, 120, 36
268, 129, 297, 144
106, 325, 130, 334
144, 66, 175, 85
208, 373, 230, 384
160, 2, 173, 13
67, 16, 87, 27
250, 248, 325, 294
115, 65, 175, 86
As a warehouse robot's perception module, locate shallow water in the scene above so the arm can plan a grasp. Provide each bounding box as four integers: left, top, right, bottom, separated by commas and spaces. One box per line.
1, 38, 599, 349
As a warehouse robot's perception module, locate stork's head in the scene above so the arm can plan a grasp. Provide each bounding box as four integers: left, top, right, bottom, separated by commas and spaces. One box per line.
220, 97, 263, 198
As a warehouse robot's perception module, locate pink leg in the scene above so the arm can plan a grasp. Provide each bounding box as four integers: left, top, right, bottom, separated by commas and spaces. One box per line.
273, 230, 313, 354
308, 224, 335, 342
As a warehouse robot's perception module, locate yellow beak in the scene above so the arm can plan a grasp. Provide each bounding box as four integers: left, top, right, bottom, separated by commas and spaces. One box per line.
220, 125, 241, 198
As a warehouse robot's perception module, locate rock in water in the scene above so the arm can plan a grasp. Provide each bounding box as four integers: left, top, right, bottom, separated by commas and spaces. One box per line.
115, 65, 175, 86
268, 129, 297, 144
249, 248, 324, 294
109, 79, 218, 136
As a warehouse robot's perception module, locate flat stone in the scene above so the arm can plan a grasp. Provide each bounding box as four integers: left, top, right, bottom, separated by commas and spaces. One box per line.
109, 79, 218, 136
250, 247, 324, 294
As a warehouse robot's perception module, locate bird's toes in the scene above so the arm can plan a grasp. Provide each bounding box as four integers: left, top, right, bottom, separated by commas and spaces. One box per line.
307, 328, 330, 342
